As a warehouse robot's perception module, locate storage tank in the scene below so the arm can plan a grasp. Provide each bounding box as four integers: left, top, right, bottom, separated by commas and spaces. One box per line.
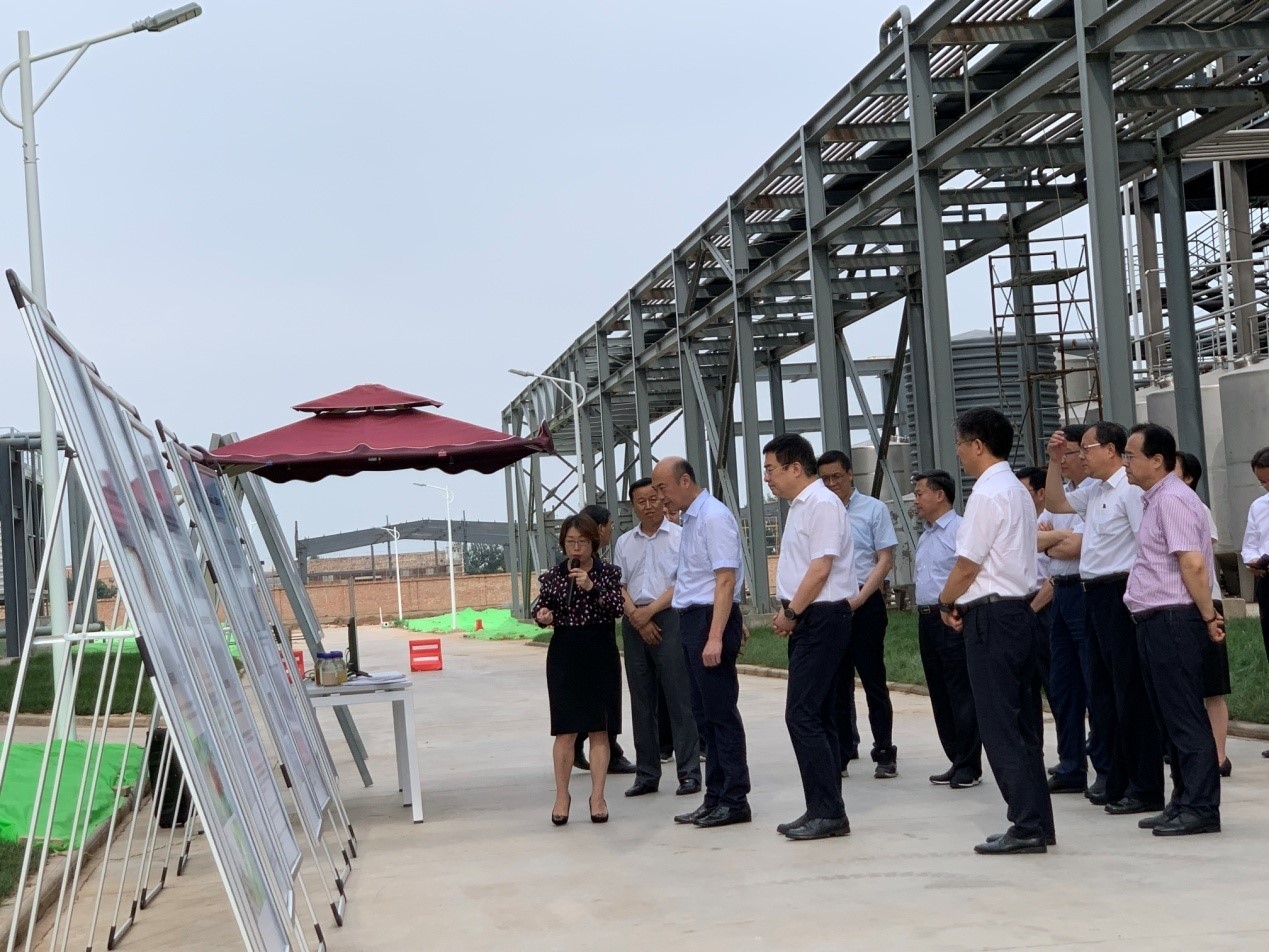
849, 439, 916, 591
1218, 362, 1269, 596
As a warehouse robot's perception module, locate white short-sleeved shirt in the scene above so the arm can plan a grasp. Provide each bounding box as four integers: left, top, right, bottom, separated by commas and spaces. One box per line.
1066, 466, 1143, 578
776, 480, 858, 603
1044, 489, 1084, 578
613, 518, 681, 606
915, 509, 962, 605
955, 460, 1037, 602
844, 490, 899, 586
671, 489, 745, 609
1241, 493, 1269, 565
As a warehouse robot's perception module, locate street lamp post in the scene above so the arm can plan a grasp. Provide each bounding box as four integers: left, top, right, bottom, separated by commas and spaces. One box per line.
509, 368, 586, 508
415, 483, 457, 630
380, 526, 403, 622
0, 5, 202, 739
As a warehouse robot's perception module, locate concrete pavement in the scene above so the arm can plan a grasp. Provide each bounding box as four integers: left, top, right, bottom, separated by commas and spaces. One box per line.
62, 626, 1269, 951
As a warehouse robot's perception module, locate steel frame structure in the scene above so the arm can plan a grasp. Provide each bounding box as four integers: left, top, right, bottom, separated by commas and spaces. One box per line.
503, 0, 1269, 615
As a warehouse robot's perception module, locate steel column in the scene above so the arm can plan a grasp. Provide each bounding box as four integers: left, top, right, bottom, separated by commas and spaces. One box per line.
573, 354, 598, 506
730, 198, 771, 610
904, 33, 957, 469
594, 331, 620, 512
1007, 206, 1045, 463
628, 292, 655, 477
1077, 0, 1136, 425
1224, 160, 1258, 355
767, 357, 790, 533
801, 130, 850, 451
673, 255, 709, 470
1157, 151, 1209, 503
503, 410, 522, 617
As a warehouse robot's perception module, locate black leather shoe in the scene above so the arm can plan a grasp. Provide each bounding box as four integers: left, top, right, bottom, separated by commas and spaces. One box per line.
694, 805, 752, 828
608, 756, 637, 775
624, 780, 658, 797
674, 803, 715, 825
986, 830, 1056, 847
1105, 797, 1163, 816
974, 831, 1048, 854
1084, 778, 1110, 804
573, 753, 590, 771
950, 774, 981, 789
1138, 808, 1180, 830
776, 813, 809, 835
675, 778, 701, 796
929, 768, 955, 785
1049, 775, 1086, 794
1047, 764, 1058, 775
1152, 813, 1220, 836
1262, 749, 1269, 759
785, 816, 850, 840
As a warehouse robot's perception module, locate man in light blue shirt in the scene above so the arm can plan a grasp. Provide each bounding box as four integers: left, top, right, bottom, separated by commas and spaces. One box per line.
818, 450, 899, 779
652, 456, 751, 829
912, 469, 982, 788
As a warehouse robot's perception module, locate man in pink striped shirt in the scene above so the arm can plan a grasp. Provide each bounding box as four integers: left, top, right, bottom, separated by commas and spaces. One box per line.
1123, 423, 1222, 837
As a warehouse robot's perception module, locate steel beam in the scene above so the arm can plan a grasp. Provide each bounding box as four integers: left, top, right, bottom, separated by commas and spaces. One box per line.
594, 330, 620, 512
1224, 160, 1259, 355
767, 358, 790, 533
628, 291, 655, 477
1157, 149, 1209, 502
802, 130, 851, 451
1116, 24, 1269, 55
1078, 0, 1136, 425
503, 411, 522, 617
673, 254, 709, 469
905, 34, 958, 470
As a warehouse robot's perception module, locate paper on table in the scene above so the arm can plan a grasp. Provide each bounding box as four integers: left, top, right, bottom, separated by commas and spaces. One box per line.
351, 670, 409, 684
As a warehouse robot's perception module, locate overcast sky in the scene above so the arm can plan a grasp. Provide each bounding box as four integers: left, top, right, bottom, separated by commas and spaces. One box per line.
0, 1, 1081, 552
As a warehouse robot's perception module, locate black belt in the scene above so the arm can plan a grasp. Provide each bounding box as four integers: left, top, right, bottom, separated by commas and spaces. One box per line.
1050, 574, 1082, 587
1082, 572, 1130, 590
955, 594, 1030, 614
916, 604, 940, 616
1131, 603, 1198, 624
679, 603, 739, 612
780, 598, 853, 610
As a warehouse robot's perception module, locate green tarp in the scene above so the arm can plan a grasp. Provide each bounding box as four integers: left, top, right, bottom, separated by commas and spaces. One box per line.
402, 608, 540, 640
0, 741, 144, 850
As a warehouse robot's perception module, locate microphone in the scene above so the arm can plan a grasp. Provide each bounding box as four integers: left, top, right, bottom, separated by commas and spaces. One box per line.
566, 558, 580, 610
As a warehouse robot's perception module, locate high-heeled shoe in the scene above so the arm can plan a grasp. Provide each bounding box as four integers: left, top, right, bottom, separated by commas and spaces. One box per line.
1220, 758, 1232, 778
552, 795, 571, 826
589, 796, 608, 824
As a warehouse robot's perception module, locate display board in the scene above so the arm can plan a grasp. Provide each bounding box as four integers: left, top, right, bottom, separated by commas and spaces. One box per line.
168, 442, 333, 841
11, 272, 299, 951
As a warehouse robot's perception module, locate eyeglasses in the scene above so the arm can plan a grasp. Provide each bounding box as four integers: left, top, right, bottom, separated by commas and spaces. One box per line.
1078, 442, 1107, 457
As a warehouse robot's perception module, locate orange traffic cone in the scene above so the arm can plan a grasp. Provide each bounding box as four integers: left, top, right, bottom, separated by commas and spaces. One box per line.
474, 618, 484, 632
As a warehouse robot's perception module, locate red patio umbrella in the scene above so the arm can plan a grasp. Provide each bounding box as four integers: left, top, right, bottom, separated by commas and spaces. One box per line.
202, 383, 553, 483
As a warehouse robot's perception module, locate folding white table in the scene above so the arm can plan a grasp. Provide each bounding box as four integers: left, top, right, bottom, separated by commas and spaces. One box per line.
306, 676, 423, 822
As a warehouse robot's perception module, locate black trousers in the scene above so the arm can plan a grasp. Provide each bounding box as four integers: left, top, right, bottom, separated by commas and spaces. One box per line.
1029, 603, 1053, 756
1048, 581, 1103, 785
1135, 607, 1220, 820
1258, 577, 1269, 664
837, 591, 893, 760
679, 604, 751, 810
1084, 580, 1164, 805
917, 612, 981, 779
963, 600, 1054, 839
786, 601, 851, 819
622, 609, 700, 786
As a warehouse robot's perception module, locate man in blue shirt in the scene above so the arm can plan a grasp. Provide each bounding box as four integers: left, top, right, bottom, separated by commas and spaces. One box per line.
651, 457, 752, 829
817, 451, 899, 779
912, 469, 982, 788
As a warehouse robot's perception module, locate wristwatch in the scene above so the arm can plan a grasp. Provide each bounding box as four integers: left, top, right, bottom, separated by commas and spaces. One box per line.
781, 606, 800, 622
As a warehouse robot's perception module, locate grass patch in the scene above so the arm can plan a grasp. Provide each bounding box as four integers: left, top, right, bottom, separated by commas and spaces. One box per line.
0, 839, 24, 901
0, 648, 153, 717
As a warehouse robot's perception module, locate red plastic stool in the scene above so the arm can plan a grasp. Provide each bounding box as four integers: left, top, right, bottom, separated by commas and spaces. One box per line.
292, 649, 306, 677
409, 638, 443, 672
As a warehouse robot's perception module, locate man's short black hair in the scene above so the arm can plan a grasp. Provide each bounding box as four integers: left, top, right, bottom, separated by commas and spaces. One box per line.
913, 469, 956, 505
580, 503, 611, 526
1016, 466, 1046, 493
1089, 420, 1128, 455
816, 449, 853, 472
762, 434, 817, 475
1130, 422, 1177, 471
1061, 423, 1089, 445
1175, 451, 1203, 489
1252, 446, 1269, 470
629, 477, 654, 501
956, 407, 1013, 460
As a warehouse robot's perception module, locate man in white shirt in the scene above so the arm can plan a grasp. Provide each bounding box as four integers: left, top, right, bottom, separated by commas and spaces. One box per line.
817, 450, 899, 779
1239, 446, 1269, 758
911, 469, 981, 788
1046, 423, 1164, 816
613, 478, 701, 799
652, 457, 752, 829
1035, 424, 1109, 799
939, 408, 1053, 855
765, 435, 857, 841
